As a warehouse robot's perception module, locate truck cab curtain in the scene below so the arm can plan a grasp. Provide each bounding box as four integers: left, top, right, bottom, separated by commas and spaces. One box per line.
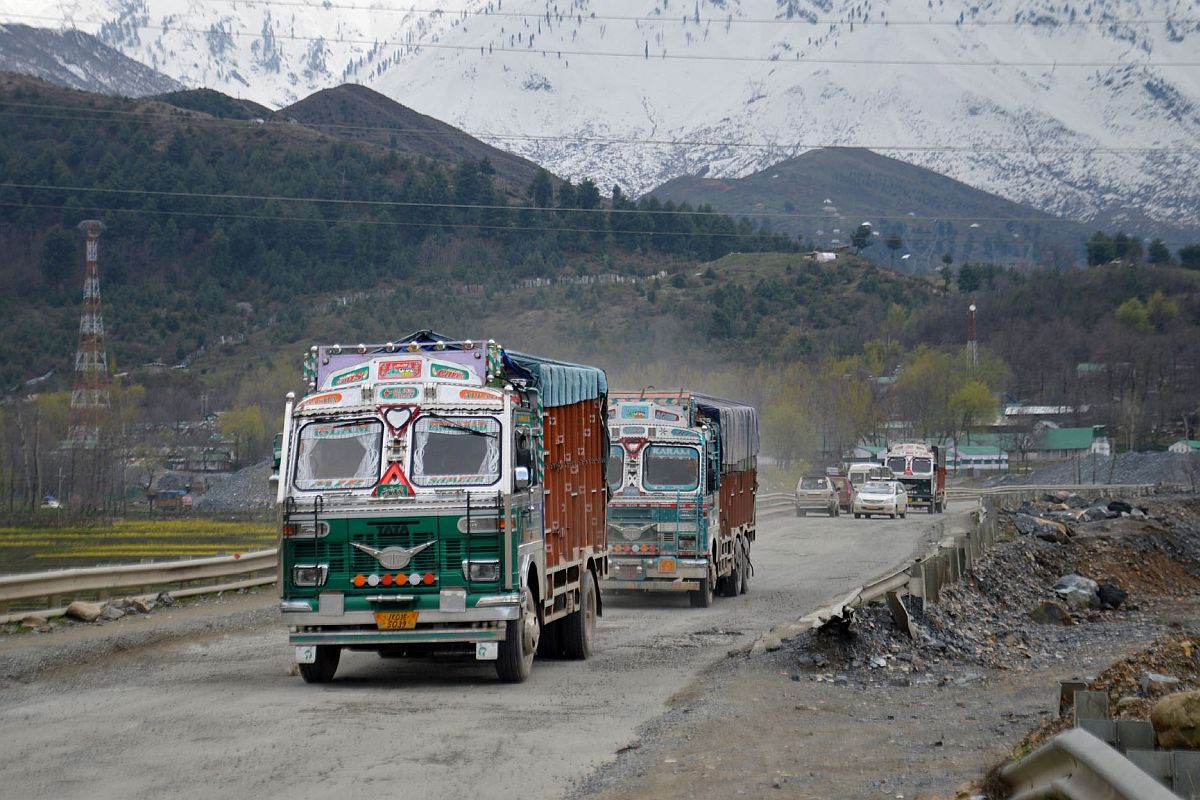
693, 393, 760, 467
503, 351, 608, 409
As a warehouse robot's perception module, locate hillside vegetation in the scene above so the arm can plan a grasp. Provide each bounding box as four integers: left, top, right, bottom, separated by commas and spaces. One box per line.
0, 77, 1198, 509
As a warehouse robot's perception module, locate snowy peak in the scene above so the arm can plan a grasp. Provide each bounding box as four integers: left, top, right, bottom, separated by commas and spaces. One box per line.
1, 1, 1198, 240
0, 22, 181, 96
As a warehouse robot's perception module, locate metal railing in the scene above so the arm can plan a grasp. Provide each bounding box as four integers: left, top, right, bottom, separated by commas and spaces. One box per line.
1001, 728, 1177, 800
0, 549, 277, 625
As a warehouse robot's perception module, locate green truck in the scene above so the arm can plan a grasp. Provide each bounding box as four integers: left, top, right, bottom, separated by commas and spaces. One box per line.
602, 390, 758, 607
274, 331, 609, 683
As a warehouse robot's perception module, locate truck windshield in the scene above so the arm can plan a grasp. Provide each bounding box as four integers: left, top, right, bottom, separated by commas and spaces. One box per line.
607, 445, 624, 492
642, 445, 699, 491
886, 456, 907, 473
912, 457, 933, 474
294, 420, 383, 490
411, 416, 501, 486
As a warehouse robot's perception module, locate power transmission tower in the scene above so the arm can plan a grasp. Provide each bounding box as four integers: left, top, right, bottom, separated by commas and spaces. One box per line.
67, 221, 112, 506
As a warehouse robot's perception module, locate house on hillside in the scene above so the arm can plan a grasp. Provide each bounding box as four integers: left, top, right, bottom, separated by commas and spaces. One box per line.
845, 444, 885, 463
949, 445, 1009, 472
1168, 439, 1200, 454
1028, 425, 1110, 460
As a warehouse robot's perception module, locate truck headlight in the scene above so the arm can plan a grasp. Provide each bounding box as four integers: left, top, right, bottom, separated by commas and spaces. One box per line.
293, 564, 328, 587
462, 559, 501, 582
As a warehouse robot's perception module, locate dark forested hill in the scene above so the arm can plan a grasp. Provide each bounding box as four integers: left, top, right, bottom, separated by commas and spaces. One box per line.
650, 148, 1097, 272
278, 84, 547, 191
0, 74, 792, 395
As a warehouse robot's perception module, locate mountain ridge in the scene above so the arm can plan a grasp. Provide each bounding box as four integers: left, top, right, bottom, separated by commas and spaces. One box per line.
0, 2, 1197, 244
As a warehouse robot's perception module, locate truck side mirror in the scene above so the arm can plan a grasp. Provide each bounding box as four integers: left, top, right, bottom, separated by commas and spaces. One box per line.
514, 466, 531, 490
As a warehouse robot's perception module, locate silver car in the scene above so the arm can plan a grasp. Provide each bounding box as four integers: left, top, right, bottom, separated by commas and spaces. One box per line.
853, 481, 908, 519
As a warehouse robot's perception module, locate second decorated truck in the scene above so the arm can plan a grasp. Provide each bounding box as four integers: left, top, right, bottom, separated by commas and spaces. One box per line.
274, 331, 609, 683
603, 390, 758, 607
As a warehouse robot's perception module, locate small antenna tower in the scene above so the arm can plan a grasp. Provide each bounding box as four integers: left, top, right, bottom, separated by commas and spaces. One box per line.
68, 220, 110, 447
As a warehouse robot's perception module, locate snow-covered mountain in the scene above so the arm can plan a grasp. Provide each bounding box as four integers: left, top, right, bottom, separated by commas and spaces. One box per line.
1, 1, 1197, 235
0, 22, 180, 96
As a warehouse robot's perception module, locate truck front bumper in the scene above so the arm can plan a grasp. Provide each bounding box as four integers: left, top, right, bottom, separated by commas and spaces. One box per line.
282, 605, 518, 646
601, 556, 706, 592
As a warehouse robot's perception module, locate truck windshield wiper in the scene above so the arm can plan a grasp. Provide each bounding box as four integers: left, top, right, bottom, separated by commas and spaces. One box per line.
423, 412, 498, 438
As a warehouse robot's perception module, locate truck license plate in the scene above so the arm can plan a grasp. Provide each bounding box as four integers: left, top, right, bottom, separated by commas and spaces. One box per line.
475, 642, 498, 661
295, 646, 316, 664
658, 557, 676, 573
374, 611, 419, 630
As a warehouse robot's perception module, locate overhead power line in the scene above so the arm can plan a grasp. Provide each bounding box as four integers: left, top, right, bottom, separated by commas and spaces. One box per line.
0, 101, 1196, 157
3, 13, 1198, 67
0, 181, 1111, 223
169, 0, 1200, 28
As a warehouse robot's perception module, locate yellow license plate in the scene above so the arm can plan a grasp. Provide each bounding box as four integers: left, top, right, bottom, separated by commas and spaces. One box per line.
374, 611, 419, 630
658, 558, 676, 573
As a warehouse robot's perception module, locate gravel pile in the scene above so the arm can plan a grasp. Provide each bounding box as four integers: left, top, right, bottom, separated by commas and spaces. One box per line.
190, 461, 274, 512
990, 451, 1198, 488
778, 496, 1200, 685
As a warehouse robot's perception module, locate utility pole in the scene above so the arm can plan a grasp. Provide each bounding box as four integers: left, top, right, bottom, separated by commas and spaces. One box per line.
967, 302, 978, 369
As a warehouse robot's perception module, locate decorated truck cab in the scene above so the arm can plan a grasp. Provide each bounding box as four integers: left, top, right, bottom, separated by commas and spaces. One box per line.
602, 390, 758, 607
275, 331, 608, 683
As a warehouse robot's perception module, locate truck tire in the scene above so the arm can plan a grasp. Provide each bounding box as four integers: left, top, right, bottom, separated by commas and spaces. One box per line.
562, 571, 597, 660
854, 512, 861, 519
722, 558, 740, 598
298, 645, 341, 684
797, 509, 806, 517
927, 502, 935, 514
738, 542, 750, 595
689, 574, 714, 608
496, 587, 539, 682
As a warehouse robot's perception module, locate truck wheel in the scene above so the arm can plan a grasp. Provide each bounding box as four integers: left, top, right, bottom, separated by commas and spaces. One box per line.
562, 571, 596, 660
854, 513, 861, 519
496, 587, 539, 682
738, 543, 750, 595
298, 645, 341, 684
797, 509, 806, 517
723, 555, 740, 598
689, 570, 714, 608
937, 500, 945, 513
927, 502, 934, 514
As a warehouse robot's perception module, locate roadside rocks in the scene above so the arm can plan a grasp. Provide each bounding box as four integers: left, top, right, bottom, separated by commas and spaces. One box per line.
1029, 601, 1074, 626
64, 601, 103, 623
773, 496, 1197, 687
1054, 574, 1100, 610
1152, 690, 1200, 748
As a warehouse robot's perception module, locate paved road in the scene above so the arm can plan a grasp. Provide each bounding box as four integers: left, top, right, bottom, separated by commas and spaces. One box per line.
0, 505, 962, 800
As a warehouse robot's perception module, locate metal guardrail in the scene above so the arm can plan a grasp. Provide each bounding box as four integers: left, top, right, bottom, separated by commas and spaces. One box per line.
0, 549, 278, 625
757, 492, 794, 514
1001, 728, 1178, 800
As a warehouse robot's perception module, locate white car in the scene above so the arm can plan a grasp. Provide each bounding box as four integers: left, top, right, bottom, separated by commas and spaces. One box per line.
853, 481, 908, 519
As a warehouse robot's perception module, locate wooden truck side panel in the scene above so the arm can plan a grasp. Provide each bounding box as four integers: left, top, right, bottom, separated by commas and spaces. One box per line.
543, 396, 608, 568
719, 467, 756, 538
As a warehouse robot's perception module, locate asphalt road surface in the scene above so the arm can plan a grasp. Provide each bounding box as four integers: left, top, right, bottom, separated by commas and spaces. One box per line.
0, 504, 960, 800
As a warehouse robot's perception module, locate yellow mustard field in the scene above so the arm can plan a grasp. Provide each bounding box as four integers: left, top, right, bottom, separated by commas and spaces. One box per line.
0, 519, 277, 574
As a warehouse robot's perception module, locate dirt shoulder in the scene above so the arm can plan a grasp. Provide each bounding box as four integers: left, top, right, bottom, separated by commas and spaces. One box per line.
578, 494, 1200, 800
0, 588, 276, 685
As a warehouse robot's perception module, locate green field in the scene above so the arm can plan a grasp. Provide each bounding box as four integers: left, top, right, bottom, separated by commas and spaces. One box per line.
0, 519, 277, 575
